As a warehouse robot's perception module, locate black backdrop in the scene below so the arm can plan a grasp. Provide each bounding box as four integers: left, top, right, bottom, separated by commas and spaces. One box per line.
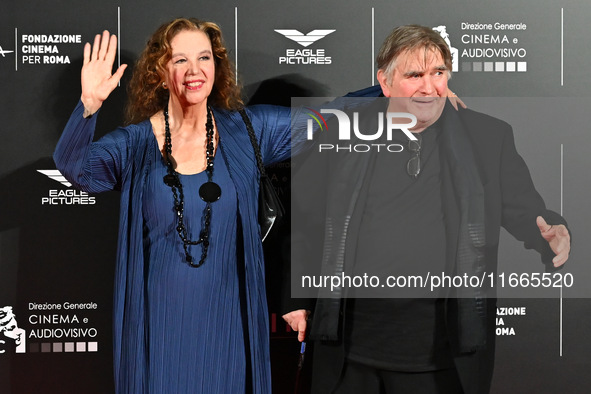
1, 1, 590, 393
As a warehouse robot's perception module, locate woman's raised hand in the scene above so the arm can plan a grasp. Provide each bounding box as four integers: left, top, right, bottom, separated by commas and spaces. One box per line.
81, 31, 127, 117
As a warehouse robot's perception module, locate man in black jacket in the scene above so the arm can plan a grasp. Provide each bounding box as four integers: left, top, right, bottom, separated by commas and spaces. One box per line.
284, 25, 570, 394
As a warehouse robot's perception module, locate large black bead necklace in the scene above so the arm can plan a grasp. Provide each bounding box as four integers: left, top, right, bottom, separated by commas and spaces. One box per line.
162, 105, 221, 267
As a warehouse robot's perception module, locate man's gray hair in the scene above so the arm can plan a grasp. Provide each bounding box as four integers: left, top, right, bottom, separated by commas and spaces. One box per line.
377, 24, 452, 81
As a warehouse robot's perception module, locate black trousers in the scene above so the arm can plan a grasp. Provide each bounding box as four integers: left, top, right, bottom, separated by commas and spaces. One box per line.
333, 360, 464, 394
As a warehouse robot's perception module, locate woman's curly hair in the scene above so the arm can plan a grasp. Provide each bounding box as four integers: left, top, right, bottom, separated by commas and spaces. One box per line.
125, 18, 243, 125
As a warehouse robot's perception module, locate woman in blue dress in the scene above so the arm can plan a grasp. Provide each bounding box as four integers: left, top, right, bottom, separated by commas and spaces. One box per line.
54, 18, 293, 393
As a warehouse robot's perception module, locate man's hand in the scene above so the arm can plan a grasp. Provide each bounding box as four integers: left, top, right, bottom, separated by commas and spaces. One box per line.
537, 216, 571, 267
282, 309, 309, 342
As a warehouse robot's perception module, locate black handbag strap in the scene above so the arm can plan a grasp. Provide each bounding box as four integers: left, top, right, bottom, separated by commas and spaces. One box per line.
238, 108, 267, 178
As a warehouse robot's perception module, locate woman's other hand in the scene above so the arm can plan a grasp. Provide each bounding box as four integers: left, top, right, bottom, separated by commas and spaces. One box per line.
447, 88, 467, 111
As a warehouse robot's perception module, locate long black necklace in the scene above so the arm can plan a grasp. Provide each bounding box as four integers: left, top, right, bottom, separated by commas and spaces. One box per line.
162, 105, 221, 267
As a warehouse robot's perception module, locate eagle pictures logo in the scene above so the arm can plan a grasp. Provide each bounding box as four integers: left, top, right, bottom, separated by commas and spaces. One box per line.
275, 29, 335, 65
37, 169, 96, 205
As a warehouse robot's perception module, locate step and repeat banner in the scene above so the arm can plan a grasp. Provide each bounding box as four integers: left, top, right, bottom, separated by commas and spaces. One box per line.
1, 0, 590, 393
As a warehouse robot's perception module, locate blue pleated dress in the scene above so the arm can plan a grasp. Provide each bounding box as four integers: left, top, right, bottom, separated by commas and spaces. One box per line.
142, 141, 245, 393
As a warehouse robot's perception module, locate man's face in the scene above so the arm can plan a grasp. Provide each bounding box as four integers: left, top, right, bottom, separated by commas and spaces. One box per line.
377, 47, 449, 133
